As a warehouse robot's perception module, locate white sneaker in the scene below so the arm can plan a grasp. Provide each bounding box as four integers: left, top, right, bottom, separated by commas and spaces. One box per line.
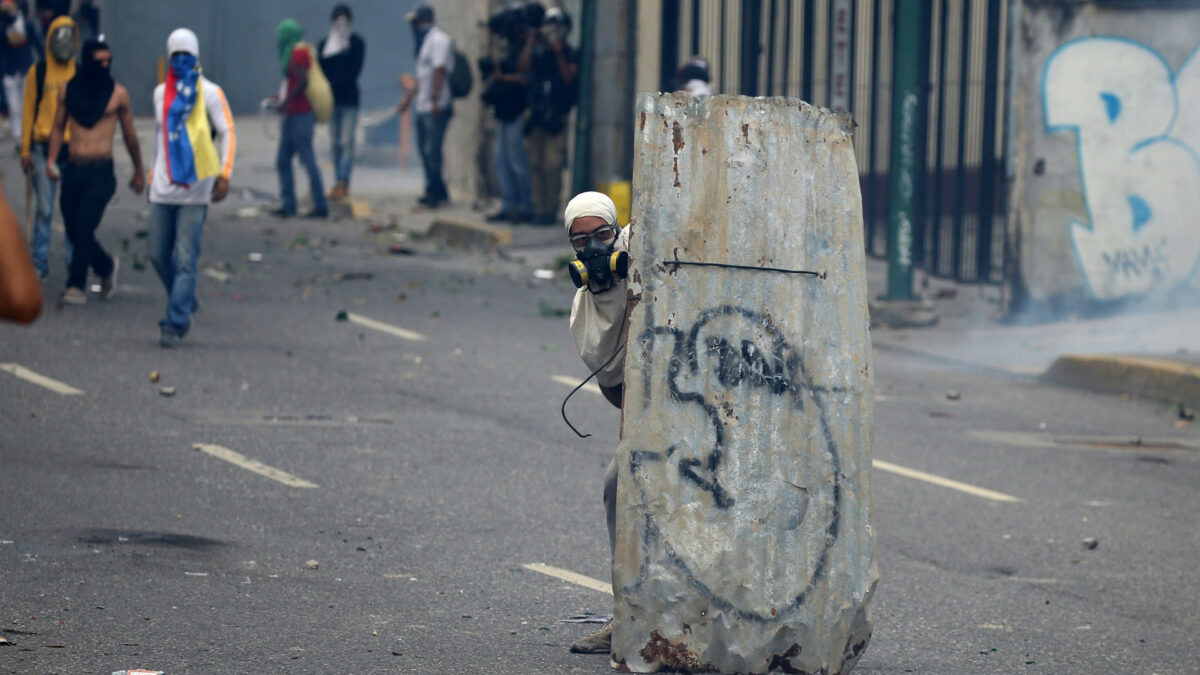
62, 287, 87, 305
101, 257, 119, 300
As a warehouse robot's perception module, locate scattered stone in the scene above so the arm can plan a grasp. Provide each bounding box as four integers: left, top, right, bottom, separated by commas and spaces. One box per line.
1082, 537, 1099, 550
1178, 405, 1196, 422
248, 252, 264, 263
149, 371, 160, 383
159, 387, 176, 397
335, 310, 348, 321
945, 390, 961, 401
305, 559, 320, 570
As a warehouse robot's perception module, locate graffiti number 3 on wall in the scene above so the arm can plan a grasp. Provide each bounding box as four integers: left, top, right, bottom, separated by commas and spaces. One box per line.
1043, 37, 1200, 300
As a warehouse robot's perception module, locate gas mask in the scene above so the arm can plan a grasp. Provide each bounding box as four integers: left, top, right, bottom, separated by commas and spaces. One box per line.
49, 25, 76, 62
569, 237, 629, 293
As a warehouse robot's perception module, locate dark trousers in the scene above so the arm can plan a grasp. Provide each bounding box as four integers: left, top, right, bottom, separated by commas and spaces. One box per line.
60, 158, 116, 290
416, 110, 451, 202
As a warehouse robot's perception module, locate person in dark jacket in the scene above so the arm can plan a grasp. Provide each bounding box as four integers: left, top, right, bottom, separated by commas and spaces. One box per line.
317, 3, 365, 200
0, 0, 36, 148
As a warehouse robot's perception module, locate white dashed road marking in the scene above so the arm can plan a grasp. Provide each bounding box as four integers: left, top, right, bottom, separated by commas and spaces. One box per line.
523, 563, 612, 595
874, 459, 1023, 503
0, 363, 85, 395
346, 312, 426, 342
550, 375, 602, 396
192, 443, 318, 489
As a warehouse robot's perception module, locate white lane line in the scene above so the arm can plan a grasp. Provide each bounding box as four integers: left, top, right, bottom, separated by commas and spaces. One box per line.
0, 363, 85, 395
550, 375, 602, 396
523, 563, 612, 595
873, 459, 1023, 503
346, 312, 426, 342
192, 443, 318, 489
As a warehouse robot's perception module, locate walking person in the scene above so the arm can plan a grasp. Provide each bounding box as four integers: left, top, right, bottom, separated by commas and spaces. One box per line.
271, 18, 327, 218
19, 14, 76, 280
46, 38, 145, 305
397, 4, 453, 208
318, 3, 364, 200
1, 0, 35, 149
148, 28, 235, 348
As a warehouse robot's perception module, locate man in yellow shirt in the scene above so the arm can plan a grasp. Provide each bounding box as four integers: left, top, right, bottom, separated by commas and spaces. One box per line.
19, 14, 76, 280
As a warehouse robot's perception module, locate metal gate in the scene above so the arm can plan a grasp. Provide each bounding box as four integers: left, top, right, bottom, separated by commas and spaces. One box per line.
658, 0, 1009, 284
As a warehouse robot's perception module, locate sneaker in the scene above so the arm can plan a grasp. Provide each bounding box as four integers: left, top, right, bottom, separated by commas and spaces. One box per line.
569, 620, 612, 654
101, 257, 119, 300
62, 287, 87, 305
268, 207, 294, 218
302, 209, 329, 219
327, 182, 349, 200
159, 328, 181, 348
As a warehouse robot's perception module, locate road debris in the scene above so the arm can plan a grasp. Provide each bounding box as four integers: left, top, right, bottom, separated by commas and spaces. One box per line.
389, 243, 415, 255
237, 206, 261, 219
533, 268, 555, 280
560, 613, 612, 624
149, 371, 160, 383
945, 390, 961, 401
1082, 537, 1099, 550
305, 559, 320, 570
247, 252, 264, 263
159, 387, 176, 397
335, 311, 349, 321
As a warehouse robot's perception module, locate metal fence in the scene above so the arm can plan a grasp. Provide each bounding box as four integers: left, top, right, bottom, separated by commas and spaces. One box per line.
658, 0, 1008, 284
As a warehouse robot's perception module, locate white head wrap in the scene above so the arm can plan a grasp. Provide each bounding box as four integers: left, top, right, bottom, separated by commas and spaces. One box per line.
167, 28, 199, 58
564, 191, 618, 231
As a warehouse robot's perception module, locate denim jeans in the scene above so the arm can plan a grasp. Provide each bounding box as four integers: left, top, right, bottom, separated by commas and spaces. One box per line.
330, 105, 358, 185
415, 109, 452, 202
29, 143, 71, 278
495, 117, 532, 216
524, 126, 568, 218
60, 159, 115, 290
147, 202, 206, 337
277, 112, 327, 214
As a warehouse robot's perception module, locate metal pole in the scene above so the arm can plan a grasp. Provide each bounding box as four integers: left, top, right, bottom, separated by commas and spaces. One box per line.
884, 0, 928, 300
571, 0, 596, 195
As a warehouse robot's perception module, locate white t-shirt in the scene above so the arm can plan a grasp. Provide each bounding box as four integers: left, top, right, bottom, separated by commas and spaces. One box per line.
150, 77, 236, 205
415, 26, 454, 114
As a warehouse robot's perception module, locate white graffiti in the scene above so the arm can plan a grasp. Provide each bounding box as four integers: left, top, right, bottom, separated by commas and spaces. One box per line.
1043, 37, 1200, 300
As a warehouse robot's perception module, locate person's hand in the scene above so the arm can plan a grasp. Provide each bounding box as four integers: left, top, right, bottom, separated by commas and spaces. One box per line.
130, 170, 145, 194
46, 163, 59, 182
212, 176, 229, 203
551, 38, 565, 54
20, 156, 32, 174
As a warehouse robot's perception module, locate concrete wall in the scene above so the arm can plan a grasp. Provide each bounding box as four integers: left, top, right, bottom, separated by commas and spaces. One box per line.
1009, 0, 1200, 308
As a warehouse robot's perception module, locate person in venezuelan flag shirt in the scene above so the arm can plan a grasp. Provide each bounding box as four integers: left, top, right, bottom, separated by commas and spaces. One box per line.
147, 27, 235, 348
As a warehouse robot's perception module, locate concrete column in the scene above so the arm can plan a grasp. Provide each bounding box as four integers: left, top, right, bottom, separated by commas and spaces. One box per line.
615, 92, 877, 673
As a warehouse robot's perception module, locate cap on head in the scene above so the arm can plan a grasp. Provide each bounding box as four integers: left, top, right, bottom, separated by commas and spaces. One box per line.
405, 4, 434, 24
167, 28, 199, 58
332, 3, 352, 21
544, 6, 568, 24
564, 191, 618, 231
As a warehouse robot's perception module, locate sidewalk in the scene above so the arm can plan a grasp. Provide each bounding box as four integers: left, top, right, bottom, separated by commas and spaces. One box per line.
226, 114, 1200, 410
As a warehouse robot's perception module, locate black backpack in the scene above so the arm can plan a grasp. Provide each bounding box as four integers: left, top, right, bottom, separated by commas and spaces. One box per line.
449, 47, 472, 98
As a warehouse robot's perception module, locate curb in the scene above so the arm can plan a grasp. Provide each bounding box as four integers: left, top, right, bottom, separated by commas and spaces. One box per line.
1043, 355, 1200, 408
426, 218, 514, 251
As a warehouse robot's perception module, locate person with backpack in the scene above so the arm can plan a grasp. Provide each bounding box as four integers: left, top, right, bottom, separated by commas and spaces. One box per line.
147, 28, 235, 348
397, 4, 453, 208
270, 18, 327, 219
19, 14, 75, 280
318, 4, 364, 201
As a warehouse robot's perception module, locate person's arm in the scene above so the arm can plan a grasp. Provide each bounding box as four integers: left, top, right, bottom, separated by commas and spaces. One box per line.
280, 58, 309, 106
431, 65, 445, 116
19, 63, 36, 170
45, 86, 67, 180
516, 32, 536, 73
350, 35, 365, 80
555, 42, 578, 86
208, 83, 235, 202
0, 187, 42, 324
116, 86, 145, 193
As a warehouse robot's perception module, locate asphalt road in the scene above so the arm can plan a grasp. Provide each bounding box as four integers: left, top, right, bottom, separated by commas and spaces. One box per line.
2, 161, 1198, 674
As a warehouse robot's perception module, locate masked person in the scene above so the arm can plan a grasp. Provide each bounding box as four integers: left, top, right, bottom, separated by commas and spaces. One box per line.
19, 14, 76, 280
564, 191, 630, 655
518, 6, 578, 225
271, 18, 327, 218
676, 56, 714, 97
397, 4, 453, 208
318, 3, 365, 200
46, 39, 145, 306
0, 0, 35, 148
148, 28, 235, 348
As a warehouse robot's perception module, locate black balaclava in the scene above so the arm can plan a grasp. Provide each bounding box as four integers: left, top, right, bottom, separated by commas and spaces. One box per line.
65, 39, 115, 129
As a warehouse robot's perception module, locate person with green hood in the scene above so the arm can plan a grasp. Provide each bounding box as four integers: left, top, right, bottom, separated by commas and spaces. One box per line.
269, 18, 326, 218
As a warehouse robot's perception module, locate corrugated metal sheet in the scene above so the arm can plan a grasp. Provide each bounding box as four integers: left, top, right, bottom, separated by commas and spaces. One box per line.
613, 92, 877, 673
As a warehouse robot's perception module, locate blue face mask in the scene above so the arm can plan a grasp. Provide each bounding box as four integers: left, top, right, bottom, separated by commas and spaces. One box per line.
170, 52, 197, 78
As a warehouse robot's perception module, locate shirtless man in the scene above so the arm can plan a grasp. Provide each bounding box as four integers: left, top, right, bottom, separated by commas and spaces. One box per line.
47, 39, 144, 305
